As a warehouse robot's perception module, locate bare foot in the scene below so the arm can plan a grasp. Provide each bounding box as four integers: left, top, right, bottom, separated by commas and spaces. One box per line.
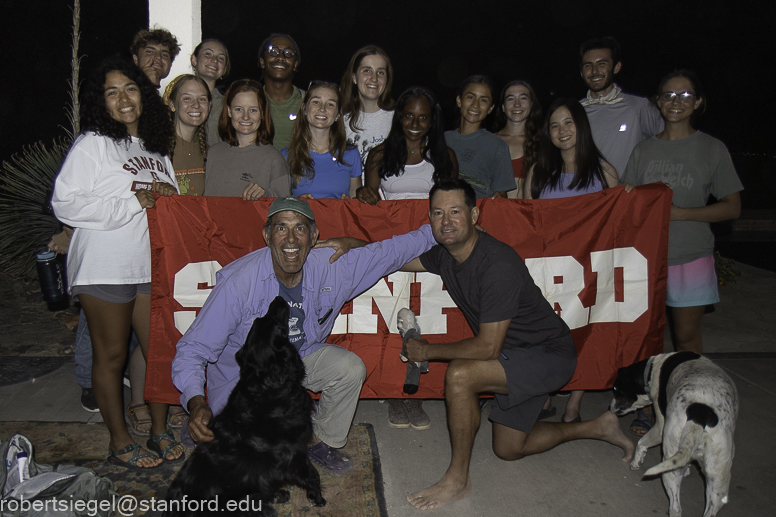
407, 477, 471, 510
593, 411, 635, 462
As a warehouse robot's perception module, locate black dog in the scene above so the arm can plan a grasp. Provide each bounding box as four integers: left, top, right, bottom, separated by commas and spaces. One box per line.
164, 296, 326, 516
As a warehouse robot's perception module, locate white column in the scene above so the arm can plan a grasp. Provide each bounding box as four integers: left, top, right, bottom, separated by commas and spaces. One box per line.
148, 0, 201, 92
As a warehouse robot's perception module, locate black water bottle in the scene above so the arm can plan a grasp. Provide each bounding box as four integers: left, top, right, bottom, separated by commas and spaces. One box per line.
36, 250, 68, 310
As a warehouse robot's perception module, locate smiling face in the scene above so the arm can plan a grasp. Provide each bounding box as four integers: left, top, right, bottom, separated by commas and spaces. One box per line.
304, 87, 340, 131
104, 71, 143, 136
171, 78, 211, 131
549, 106, 577, 153
263, 210, 319, 287
457, 82, 494, 126
580, 48, 621, 96
353, 54, 388, 104
133, 43, 172, 87
259, 36, 298, 82
191, 41, 228, 83
228, 91, 262, 145
402, 96, 432, 145
428, 189, 479, 253
502, 85, 532, 124
658, 76, 702, 126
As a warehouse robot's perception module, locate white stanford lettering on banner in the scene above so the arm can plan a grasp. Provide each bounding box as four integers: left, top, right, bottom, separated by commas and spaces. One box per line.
172, 247, 647, 336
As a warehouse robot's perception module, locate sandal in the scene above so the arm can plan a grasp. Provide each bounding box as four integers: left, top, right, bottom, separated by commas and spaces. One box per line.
125, 404, 151, 436
147, 429, 186, 464
307, 441, 352, 475
630, 409, 655, 437
167, 406, 187, 429
107, 442, 160, 471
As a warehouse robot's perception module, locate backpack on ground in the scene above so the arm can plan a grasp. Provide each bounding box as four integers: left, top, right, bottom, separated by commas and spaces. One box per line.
1, 434, 117, 517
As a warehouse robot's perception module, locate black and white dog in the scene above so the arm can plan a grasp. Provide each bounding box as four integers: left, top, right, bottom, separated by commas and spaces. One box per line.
611, 352, 738, 517
165, 297, 326, 516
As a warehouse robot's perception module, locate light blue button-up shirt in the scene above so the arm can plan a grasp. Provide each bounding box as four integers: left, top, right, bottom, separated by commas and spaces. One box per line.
172, 225, 436, 414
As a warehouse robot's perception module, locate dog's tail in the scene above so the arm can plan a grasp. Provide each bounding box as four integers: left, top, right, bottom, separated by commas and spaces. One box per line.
645, 402, 719, 477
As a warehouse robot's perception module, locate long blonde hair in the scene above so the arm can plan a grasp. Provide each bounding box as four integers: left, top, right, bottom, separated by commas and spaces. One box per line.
286, 81, 351, 187
167, 74, 211, 162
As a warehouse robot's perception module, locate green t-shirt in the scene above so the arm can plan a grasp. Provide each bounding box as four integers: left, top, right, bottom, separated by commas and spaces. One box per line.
266, 86, 303, 151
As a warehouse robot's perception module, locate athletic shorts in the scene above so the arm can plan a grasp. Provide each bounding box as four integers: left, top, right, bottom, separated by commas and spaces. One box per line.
71, 283, 151, 304
488, 346, 577, 434
666, 256, 719, 307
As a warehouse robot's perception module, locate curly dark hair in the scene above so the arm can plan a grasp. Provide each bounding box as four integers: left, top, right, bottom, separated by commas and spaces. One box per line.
379, 86, 453, 183
80, 57, 174, 156
130, 27, 181, 61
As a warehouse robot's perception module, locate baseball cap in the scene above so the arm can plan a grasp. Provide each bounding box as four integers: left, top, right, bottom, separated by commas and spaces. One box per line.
266, 196, 315, 222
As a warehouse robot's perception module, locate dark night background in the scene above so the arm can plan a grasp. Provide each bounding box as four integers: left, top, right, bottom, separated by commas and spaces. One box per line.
1, 0, 773, 216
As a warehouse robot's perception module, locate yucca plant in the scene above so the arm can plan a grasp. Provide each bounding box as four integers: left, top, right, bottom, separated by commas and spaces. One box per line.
0, 139, 70, 275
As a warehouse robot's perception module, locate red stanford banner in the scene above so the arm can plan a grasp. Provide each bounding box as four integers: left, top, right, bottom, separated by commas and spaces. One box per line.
146, 185, 671, 404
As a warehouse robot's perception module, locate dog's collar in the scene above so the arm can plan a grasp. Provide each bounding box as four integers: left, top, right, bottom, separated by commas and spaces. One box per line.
644, 359, 654, 392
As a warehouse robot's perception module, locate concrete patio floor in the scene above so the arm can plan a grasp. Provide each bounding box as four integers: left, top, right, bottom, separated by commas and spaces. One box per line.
1, 262, 774, 516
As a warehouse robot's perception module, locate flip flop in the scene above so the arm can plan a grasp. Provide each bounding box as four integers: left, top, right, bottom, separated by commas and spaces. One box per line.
147, 429, 186, 464
307, 441, 352, 475
125, 403, 151, 436
107, 442, 160, 471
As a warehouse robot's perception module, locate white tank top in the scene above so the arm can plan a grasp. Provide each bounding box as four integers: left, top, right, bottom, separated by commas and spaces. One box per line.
380, 160, 435, 200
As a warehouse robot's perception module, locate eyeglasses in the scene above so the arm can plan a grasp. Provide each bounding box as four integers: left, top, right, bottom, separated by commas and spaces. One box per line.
266, 45, 296, 59
659, 91, 696, 103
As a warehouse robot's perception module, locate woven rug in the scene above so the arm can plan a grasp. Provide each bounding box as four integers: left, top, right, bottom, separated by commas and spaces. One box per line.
0, 421, 386, 516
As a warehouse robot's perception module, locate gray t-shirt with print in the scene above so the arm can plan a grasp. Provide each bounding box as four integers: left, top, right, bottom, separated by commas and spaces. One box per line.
622, 131, 743, 265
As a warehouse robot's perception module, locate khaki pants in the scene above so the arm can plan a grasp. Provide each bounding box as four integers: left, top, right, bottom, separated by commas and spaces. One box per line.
302, 345, 366, 448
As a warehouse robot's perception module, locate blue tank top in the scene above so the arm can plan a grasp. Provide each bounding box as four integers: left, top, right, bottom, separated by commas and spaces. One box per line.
541, 172, 604, 199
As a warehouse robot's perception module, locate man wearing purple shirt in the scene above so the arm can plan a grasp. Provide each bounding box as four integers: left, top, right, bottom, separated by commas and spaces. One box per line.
172, 197, 436, 474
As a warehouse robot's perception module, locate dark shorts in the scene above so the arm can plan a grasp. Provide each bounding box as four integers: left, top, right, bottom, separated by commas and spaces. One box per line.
71, 283, 151, 304
488, 346, 577, 434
